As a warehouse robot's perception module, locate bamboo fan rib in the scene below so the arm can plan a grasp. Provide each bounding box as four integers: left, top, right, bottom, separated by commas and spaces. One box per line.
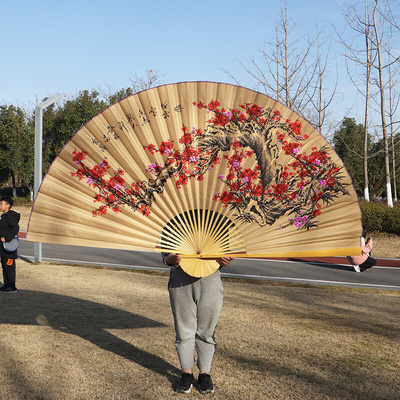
27, 82, 362, 277
157, 209, 246, 276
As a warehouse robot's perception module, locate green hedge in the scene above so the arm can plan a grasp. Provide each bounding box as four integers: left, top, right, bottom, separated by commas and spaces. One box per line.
360, 201, 400, 234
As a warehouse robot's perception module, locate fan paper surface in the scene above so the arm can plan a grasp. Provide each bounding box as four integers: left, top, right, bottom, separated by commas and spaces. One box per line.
27, 82, 362, 277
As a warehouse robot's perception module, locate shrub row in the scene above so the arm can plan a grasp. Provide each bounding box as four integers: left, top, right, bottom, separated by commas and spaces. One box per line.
360, 201, 400, 235
0, 186, 30, 198
0, 187, 32, 206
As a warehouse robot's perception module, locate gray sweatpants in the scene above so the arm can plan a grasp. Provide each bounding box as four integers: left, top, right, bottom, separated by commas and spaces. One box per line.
168, 267, 224, 372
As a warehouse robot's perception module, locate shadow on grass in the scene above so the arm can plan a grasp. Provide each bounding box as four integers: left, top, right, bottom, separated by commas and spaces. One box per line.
0, 290, 180, 386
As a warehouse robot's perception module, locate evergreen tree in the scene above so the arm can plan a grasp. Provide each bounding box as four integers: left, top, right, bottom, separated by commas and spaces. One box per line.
333, 117, 370, 197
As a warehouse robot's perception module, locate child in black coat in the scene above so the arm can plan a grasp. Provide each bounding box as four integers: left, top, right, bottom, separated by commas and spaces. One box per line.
0, 196, 20, 292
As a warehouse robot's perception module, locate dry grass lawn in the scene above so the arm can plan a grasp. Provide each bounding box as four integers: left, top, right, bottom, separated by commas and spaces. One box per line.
2, 205, 398, 399
0, 260, 399, 400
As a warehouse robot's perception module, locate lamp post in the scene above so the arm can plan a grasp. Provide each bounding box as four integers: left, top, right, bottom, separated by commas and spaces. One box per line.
34, 93, 62, 263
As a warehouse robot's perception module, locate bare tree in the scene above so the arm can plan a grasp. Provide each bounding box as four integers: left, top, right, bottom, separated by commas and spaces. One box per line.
335, 0, 378, 202
128, 69, 165, 93
386, 47, 400, 202
373, 1, 400, 202
370, 0, 400, 207
363, 0, 373, 202
99, 69, 165, 105
307, 27, 338, 138
337, 0, 400, 206
225, 0, 331, 126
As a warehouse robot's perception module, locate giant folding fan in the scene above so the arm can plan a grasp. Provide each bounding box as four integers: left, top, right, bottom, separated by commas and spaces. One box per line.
27, 82, 362, 277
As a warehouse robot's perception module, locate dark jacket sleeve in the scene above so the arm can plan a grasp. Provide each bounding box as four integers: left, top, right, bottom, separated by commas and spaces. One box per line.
161, 252, 170, 266
4, 213, 19, 242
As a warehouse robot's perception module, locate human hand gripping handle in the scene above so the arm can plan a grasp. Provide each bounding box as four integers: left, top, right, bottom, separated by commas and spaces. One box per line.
165, 253, 182, 266
217, 256, 234, 267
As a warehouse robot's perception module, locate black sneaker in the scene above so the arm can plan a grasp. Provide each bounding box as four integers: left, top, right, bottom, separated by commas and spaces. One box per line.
0, 286, 18, 293
176, 372, 194, 394
197, 373, 214, 394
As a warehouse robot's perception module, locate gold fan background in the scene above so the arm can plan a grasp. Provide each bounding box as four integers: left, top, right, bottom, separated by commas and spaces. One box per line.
27, 82, 362, 277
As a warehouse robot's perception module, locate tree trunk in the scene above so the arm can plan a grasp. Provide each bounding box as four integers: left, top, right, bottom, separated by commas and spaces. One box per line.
391, 132, 397, 202
363, 0, 371, 202
373, 1, 393, 207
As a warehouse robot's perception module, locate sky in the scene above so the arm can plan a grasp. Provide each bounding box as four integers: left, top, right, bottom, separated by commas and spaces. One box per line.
0, 0, 398, 127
